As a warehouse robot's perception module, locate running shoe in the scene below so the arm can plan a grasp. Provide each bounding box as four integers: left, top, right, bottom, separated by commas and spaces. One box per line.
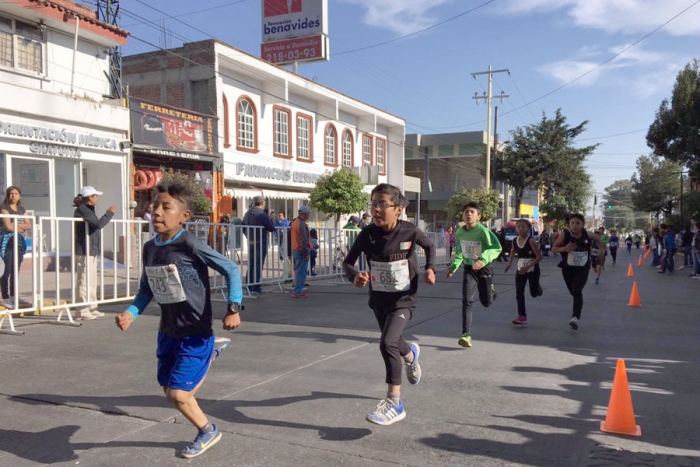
2, 299, 13, 310
91, 311, 106, 318
366, 399, 406, 426
180, 425, 222, 458
79, 313, 96, 321
458, 333, 472, 348
405, 343, 421, 385
595, 278, 599, 285
491, 284, 498, 301
512, 316, 528, 326
569, 317, 579, 331
291, 292, 308, 298
212, 337, 231, 362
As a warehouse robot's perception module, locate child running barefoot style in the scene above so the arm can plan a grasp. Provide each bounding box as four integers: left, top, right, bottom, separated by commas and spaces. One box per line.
446, 202, 501, 348
343, 183, 436, 426
504, 219, 543, 326
115, 183, 244, 459
551, 213, 605, 331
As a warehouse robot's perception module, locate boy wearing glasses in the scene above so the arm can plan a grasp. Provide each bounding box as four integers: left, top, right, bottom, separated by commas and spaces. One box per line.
343, 183, 436, 426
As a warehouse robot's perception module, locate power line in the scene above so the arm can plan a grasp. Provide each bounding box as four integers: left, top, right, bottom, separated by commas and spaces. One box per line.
577, 129, 647, 141
122, 1, 249, 28
335, 0, 495, 55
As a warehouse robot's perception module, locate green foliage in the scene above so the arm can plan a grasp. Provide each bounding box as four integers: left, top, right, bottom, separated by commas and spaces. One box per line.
445, 187, 501, 223
630, 154, 682, 216
540, 170, 592, 225
494, 109, 598, 217
309, 169, 368, 225
158, 167, 212, 215
647, 59, 700, 174
682, 191, 700, 221
602, 180, 636, 232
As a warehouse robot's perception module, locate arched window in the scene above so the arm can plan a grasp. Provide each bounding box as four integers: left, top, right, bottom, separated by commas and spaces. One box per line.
324, 124, 337, 166
222, 93, 230, 148
236, 96, 258, 152
342, 130, 353, 167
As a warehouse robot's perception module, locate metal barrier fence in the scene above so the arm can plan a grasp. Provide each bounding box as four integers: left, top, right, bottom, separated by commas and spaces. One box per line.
0, 217, 448, 336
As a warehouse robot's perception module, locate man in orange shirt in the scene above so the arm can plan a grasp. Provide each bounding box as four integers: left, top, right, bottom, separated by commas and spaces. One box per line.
291, 206, 312, 298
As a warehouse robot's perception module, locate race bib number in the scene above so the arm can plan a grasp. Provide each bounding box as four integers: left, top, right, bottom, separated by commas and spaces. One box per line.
460, 240, 481, 260
567, 251, 589, 267
145, 264, 187, 304
370, 260, 411, 292
609, 242, 618, 248
517, 258, 533, 270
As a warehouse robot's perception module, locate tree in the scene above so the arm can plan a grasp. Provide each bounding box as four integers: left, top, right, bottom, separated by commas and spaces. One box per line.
445, 187, 500, 224
630, 154, 681, 218
159, 167, 211, 215
494, 109, 598, 217
647, 59, 700, 174
540, 166, 592, 225
309, 169, 367, 227
601, 180, 635, 231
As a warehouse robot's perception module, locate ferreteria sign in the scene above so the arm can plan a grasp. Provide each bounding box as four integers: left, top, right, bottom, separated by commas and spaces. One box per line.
0, 120, 121, 157
236, 162, 321, 184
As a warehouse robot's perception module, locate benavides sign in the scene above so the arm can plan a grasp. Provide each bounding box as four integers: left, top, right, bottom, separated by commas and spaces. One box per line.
261, 0, 328, 42
129, 98, 219, 160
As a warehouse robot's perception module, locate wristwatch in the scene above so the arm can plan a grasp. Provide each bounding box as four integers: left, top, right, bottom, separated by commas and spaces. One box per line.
227, 302, 244, 315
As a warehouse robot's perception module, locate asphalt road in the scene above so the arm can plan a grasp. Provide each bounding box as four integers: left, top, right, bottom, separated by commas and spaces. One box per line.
1, 251, 698, 467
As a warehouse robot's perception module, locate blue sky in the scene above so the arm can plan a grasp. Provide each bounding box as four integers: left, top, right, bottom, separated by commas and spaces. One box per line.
118, 0, 700, 203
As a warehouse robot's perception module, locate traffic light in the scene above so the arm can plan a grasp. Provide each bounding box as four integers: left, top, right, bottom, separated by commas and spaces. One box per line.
606, 201, 613, 209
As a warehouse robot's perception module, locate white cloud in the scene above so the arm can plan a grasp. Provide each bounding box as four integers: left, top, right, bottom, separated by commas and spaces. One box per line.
342, 0, 453, 35
499, 0, 700, 36
537, 60, 609, 88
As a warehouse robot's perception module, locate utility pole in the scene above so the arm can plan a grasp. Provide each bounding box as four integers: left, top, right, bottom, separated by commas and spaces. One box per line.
472, 66, 509, 189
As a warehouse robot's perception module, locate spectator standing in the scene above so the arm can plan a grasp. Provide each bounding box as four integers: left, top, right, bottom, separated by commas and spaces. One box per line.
343, 216, 362, 249
309, 228, 319, 276
291, 206, 312, 298
73, 186, 115, 320
0, 186, 32, 309
273, 212, 291, 261
446, 226, 456, 257
242, 196, 275, 293
360, 213, 372, 228
691, 222, 700, 278
681, 226, 693, 268
662, 226, 677, 274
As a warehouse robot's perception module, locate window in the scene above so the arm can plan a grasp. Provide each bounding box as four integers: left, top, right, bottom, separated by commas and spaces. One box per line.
237, 96, 257, 152
362, 134, 372, 166
296, 114, 312, 162
342, 130, 353, 167
273, 106, 291, 157
0, 16, 44, 74
222, 93, 230, 148
324, 124, 337, 166
376, 138, 386, 174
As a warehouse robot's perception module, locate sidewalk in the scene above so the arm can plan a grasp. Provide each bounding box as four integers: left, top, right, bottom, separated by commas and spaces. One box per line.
1, 253, 699, 466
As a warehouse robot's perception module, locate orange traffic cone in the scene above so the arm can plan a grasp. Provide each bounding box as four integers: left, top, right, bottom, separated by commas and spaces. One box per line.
627, 263, 634, 277
628, 281, 641, 307
600, 359, 642, 436
637, 256, 643, 266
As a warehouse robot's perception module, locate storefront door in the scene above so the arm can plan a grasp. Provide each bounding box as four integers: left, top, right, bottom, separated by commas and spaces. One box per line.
8, 156, 51, 217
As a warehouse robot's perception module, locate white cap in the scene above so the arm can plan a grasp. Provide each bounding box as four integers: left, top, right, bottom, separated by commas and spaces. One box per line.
79, 186, 103, 197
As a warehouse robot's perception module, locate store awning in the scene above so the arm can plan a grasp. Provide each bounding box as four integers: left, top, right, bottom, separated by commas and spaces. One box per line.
261, 189, 309, 200
223, 187, 309, 201
224, 187, 262, 199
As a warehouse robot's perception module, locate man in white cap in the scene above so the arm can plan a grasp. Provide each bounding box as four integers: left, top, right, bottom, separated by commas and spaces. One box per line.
290, 206, 311, 298
73, 186, 116, 320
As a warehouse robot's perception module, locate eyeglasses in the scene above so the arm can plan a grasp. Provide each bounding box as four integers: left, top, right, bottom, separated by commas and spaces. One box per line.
368, 202, 398, 211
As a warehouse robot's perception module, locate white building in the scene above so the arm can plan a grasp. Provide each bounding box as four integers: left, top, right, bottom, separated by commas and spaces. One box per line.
123, 40, 406, 223
0, 0, 130, 249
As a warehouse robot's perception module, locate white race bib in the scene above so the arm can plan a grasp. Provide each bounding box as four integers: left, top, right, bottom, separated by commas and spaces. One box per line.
609, 242, 618, 248
145, 264, 187, 304
567, 251, 589, 267
370, 260, 411, 292
517, 258, 533, 270
460, 240, 481, 260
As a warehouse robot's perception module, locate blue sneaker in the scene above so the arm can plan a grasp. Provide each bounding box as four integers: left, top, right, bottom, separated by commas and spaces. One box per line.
366, 399, 406, 426
405, 343, 421, 385
212, 337, 231, 362
180, 425, 222, 458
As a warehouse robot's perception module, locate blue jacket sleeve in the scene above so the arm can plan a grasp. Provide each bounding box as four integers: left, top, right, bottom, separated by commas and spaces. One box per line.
193, 241, 243, 304
125, 269, 153, 320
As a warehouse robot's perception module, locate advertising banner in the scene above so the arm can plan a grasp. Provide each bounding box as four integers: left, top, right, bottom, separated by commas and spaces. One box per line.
130, 98, 219, 160
261, 0, 328, 42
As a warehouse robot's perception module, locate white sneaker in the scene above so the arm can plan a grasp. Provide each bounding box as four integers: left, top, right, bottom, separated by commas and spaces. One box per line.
79, 313, 96, 321
91, 311, 106, 318
2, 299, 14, 310
569, 317, 579, 331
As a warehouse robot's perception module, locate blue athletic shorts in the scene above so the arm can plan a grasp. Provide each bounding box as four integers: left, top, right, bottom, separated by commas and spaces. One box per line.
156, 333, 214, 391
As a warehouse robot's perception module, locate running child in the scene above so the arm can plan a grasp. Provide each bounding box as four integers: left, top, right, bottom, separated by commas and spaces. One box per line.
505, 219, 543, 326
446, 202, 501, 347
625, 234, 633, 255
592, 226, 609, 285
551, 213, 605, 330
343, 183, 436, 426
115, 182, 244, 458
608, 229, 619, 265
